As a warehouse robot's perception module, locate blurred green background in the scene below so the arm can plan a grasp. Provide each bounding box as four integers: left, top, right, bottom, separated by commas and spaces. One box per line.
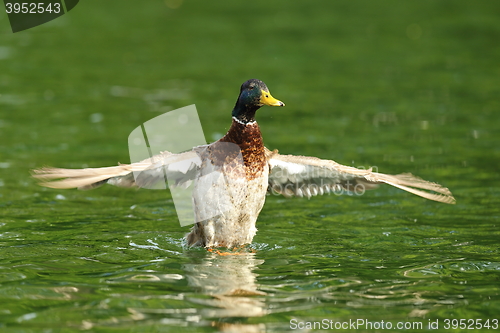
0, 1, 499, 332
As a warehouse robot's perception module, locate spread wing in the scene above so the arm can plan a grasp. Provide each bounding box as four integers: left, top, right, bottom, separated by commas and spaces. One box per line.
32, 149, 203, 190
265, 149, 455, 204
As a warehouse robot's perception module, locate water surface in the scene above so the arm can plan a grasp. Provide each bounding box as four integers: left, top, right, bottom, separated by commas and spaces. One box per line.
0, 1, 499, 331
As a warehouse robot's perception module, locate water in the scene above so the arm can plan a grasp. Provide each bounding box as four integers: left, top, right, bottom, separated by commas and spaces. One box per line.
1, 1, 499, 331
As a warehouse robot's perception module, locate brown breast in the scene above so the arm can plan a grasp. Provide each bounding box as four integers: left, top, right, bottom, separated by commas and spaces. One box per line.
216, 119, 266, 180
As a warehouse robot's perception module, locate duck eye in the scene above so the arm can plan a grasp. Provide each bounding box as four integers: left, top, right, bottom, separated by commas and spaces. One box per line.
249, 86, 254, 90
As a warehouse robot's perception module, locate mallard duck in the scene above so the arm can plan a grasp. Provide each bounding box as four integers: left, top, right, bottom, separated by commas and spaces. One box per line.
33, 79, 455, 248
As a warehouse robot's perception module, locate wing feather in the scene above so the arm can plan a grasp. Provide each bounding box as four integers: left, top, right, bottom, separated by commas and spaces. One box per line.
266, 149, 455, 204
32, 149, 202, 190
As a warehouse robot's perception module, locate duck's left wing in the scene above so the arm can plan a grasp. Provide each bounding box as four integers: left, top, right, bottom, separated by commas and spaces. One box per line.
265, 149, 455, 204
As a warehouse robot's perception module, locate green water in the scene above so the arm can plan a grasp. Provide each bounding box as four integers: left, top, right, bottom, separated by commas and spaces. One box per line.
1, 1, 499, 332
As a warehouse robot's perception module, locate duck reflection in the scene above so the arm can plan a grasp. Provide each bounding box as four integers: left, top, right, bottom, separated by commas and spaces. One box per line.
184, 252, 265, 315
183, 251, 267, 331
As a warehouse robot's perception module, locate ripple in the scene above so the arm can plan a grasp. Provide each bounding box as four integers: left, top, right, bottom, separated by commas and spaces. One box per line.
402, 259, 500, 278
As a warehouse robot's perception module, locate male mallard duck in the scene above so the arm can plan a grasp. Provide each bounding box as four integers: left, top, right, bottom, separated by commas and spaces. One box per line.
33, 79, 455, 248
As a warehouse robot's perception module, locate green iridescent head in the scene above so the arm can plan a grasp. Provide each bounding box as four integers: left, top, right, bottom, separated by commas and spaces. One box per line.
232, 79, 285, 123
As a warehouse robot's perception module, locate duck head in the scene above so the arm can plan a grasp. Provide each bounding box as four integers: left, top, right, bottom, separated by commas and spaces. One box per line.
232, 79, 285, 124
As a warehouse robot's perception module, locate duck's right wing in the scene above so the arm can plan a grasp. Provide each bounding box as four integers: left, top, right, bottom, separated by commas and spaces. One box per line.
32, 149, 203, 190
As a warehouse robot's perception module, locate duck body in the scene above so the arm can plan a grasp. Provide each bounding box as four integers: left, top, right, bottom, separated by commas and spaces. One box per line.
187, 119, 269, 248
32, 79, 455, 249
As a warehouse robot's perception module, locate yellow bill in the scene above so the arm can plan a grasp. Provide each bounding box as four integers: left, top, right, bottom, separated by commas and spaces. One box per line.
260, 90, 285, 107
